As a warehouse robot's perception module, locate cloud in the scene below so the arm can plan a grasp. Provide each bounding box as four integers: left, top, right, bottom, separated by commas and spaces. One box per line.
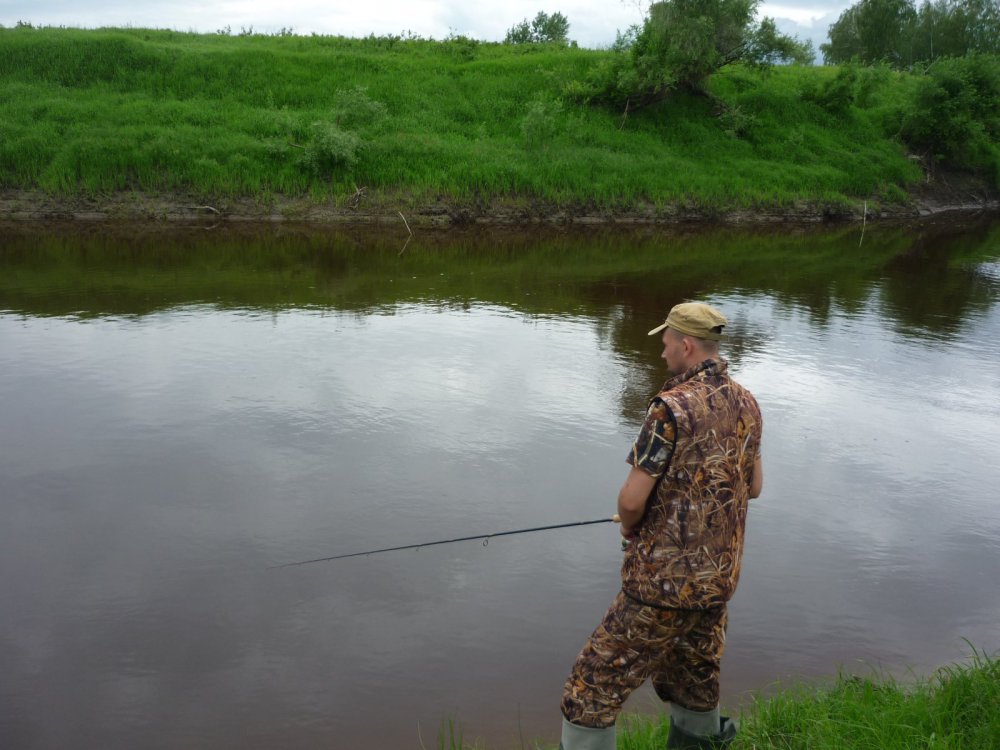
2, 0, 645, 47
763, 4, 851, 60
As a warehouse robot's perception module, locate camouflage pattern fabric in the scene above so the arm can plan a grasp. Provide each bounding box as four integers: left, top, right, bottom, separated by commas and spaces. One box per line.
561, 591, 727, 728
560, 358, 760, 728
623, 358, 762, 610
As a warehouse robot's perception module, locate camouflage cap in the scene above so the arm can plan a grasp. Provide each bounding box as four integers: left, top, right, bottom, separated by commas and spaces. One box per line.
647, 302, 728, 341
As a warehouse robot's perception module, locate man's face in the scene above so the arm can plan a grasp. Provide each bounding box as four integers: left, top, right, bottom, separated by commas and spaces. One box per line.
661, 328, 685, 374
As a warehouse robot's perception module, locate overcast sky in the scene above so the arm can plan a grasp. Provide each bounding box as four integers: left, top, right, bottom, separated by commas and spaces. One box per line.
0, 1, 850, 53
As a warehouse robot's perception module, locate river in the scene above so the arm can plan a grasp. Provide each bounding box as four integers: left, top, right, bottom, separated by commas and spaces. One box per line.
2, 217, 999, 749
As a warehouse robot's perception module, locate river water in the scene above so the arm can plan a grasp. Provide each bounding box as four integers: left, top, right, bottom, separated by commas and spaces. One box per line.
2, 218, 999, 749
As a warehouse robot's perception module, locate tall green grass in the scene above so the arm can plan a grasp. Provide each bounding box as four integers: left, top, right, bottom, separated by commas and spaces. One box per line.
533, 651, 1000, 749
734, 651, 1000, 750
0, 26, 934, 207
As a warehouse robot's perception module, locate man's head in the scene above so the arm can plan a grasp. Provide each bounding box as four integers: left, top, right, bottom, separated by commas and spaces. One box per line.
647, 302, 727, 374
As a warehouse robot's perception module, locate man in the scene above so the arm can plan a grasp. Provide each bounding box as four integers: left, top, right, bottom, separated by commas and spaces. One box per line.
559, 302, 763, 750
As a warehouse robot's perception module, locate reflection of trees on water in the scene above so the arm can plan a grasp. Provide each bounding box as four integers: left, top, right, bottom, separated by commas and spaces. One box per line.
879, 219, 1000, 338
3, 217, 999, 422
571, 218, 1000, 424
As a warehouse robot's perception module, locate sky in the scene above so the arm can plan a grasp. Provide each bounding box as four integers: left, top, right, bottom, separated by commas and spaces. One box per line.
0, 1, 851, 54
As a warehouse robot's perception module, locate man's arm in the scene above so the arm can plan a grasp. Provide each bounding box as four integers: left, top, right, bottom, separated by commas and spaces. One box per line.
617, 466, 658, 536
749, 453, 763, 499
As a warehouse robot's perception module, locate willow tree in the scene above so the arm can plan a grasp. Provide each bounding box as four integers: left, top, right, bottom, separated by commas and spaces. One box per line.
579, 0, 812, 108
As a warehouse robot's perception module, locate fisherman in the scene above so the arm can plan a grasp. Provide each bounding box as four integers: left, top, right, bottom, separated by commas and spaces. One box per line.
559, 302, 763, 750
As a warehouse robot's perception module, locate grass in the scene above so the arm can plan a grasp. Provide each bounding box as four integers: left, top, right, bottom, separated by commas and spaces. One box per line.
0, 26, 938, 210
431, 651, 1000, 749
732, 652, 1000, 750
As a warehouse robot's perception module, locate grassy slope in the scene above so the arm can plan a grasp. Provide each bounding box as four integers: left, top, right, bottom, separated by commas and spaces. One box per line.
0, 27, 925, 210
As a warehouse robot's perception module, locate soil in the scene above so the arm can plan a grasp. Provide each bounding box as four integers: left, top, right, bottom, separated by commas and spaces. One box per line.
0, 170, 997, 229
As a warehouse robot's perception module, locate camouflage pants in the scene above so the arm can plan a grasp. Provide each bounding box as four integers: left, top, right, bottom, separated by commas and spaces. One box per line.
560, 590, 728, 729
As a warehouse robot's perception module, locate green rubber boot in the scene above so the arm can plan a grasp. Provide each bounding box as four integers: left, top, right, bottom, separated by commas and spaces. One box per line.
666, 705, 737, 749
559, 717, 617, 750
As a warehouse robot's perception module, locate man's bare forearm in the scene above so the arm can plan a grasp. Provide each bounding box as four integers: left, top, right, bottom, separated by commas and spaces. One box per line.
617, 466, 658, 534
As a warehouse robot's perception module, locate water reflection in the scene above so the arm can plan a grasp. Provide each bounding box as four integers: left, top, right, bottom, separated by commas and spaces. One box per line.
1, 217, 999, 749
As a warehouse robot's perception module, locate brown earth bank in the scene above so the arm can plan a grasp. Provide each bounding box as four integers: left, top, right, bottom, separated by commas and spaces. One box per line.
1, 172, 997, 229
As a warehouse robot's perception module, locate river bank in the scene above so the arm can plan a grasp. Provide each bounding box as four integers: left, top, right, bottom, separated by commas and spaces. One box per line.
3, 28, 998, 226
531, 653, 1000, 750
1, 176, 997, 228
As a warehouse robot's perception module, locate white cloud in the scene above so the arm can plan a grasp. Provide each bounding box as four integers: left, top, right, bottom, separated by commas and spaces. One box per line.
2, 0, 646, 47
760, 2, 850, 27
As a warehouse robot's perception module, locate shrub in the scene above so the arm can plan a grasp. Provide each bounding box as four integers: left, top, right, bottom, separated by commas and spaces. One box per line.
520, 97, 564, 149
804, 65, 860, 115
331, 86, 387, 131
899, 54, 1000, 182
301, 123, 362, 174
504, 11, 570, 45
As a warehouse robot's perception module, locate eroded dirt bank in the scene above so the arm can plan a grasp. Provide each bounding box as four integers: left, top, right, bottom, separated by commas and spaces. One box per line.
1, 174, 997, 228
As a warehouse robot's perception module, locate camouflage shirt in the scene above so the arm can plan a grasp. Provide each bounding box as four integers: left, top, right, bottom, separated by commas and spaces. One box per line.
622, 358, 762, 610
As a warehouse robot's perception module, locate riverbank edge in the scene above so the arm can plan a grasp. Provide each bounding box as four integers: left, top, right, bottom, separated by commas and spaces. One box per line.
2, 179, 998, 229
535, 652, 1000, 750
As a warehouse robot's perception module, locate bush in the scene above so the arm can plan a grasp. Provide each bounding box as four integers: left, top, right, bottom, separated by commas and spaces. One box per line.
520, 97, 564, 149
804, 65, 860, 115
301, 123, 362, 174
505, 11, 570, 45
444, 34, 479, 62
331, 86, 387, 131
563, 26, 675, 109
899, 54, 1000, 182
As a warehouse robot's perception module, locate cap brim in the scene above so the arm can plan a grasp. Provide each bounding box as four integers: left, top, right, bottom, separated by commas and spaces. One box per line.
647, 322, 669, 336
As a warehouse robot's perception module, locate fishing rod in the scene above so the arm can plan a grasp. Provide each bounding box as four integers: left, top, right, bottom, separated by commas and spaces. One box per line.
272, 514, 622, 568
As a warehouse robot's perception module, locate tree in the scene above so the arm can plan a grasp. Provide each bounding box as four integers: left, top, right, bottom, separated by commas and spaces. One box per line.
821, 0, 1000, 66
821, 0, 918, 65
576, 0, 811, 108
504, 11, 570, 44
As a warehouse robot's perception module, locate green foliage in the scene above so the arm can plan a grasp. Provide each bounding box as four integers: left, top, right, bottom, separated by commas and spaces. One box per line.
504, 11, 570, 45
301, 123, 362, 174
822, 0, 1000, 66
2, 26, 992, 206
298, 86, 386, 177
520, 97, 564, 149
575, 0, 813, 108
645, 0, 758, 90
733, 651, 1000, 750
804, 65, 863, 115
822, 0, 916, 66
898, 54, 1000, 182
717, 103, 759, 139
747, 17, 815, 66
330, 86, 387, 131
561, 25, 675, 109
535, 651, 1000, 750
444, 34, 480, 62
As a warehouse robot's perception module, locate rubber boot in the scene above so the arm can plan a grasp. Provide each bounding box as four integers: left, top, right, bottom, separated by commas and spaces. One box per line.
559, 717, 616, 750
666, 704, 737, 749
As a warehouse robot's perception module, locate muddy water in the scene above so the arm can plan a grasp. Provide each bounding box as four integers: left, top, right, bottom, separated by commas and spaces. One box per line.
2, 218, 999, 749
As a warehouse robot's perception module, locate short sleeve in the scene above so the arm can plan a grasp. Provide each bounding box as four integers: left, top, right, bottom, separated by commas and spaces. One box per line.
626, 398, 677, 478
